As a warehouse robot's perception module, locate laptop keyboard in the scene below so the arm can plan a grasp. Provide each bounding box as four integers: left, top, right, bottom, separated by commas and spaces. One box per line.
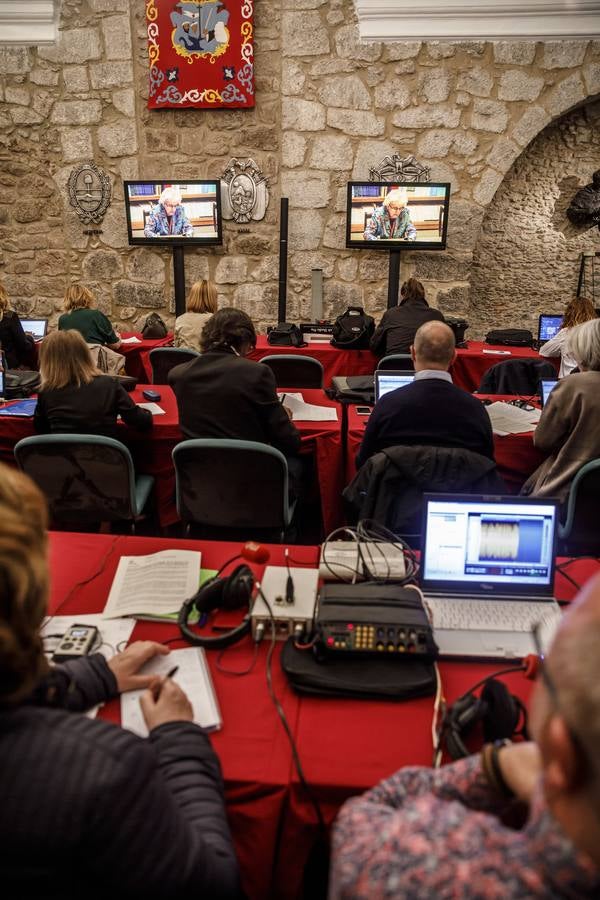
425, 597, 560, 633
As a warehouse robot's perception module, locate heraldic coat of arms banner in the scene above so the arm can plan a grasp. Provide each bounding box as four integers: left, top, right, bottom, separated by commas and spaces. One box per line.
146, 0, 254, 109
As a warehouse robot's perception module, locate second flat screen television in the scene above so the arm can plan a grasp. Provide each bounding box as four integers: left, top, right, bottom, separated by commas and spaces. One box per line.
124, 180, 222, 246
346, 181, 450, 250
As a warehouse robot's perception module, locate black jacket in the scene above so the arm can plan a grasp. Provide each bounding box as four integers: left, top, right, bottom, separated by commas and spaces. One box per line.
477, 359, 558, 394
0, 655, 241, 899
168, 349, 301, 456
34, 375, 152, 439
0, 310, 35, 368
356, 376, 495, 469
370, 299, 445, 357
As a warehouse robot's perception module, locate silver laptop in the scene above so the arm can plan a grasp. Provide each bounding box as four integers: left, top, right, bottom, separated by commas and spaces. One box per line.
21, 318, 48, 341
374, 370, 415, 403
537, 314, 563, 343
539, 379, 558, 407
419, 494, 562, 660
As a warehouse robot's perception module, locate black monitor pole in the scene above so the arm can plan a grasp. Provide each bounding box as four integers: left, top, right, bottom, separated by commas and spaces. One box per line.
387, 248, 402, 309
278, 197, 289, 323
172, 244, 186, 317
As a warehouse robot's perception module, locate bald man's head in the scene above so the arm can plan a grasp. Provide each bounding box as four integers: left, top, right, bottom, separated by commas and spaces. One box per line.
412, 321, 456, 370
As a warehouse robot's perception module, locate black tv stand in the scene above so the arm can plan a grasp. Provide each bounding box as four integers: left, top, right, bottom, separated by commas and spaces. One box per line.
387, 248, 402, 309
172, 244, 186, 317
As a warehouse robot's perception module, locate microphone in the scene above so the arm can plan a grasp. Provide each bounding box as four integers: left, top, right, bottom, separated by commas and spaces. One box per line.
522, 654, 541, 680
242, 542, 271, 564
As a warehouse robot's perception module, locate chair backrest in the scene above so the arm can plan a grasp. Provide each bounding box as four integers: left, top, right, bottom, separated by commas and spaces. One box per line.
377, 353, 415, 372
260, 354, 324, 388
14, 434, 138, 523
172, 439, 291, 538
477, 359, 556, 395
559, 458, 600, 552
149, 347, 199, 384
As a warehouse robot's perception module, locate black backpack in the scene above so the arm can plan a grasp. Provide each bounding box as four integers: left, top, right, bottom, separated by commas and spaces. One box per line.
485, 328, 533, 348
267, 323, 306, 348
141, 312, 168, 339
331, 307, 375, 350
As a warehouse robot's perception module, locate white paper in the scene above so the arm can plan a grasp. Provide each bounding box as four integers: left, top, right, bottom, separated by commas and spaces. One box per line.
120, 336, 142, 344
485, 401, 541, 436
136, 402, 165, 415
121, 647, 221, 736
278, 392, 337, 422
482, 349, 511, 355
103, 550, 202, 619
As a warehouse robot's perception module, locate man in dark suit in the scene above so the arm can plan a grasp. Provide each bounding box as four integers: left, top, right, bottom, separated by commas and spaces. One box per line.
357, 321, 494, 468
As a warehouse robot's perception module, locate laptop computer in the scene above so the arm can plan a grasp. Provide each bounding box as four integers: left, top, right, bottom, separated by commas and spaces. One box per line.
374, 370, 415, 403
539, 378, 558, 407
419, 494, 562, 660
20, 318, 48, 341
537, 314, 563, 343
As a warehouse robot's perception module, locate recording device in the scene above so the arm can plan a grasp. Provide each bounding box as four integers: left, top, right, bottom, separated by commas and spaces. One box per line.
251, 566, 319, 642
315, 583, 437, 657
52, 624, 99, 663
356, 406, 372, 416
300, 322, 334, 335
142, 389, 161, 401
346, 181, 451, 251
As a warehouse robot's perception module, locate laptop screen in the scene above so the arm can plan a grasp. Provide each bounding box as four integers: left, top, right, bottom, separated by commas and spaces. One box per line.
375, 370, 415, 402
20, 318, 47, 339
420, 495, 558, 595
538, 315, 563, 342
540, 379, 558, 407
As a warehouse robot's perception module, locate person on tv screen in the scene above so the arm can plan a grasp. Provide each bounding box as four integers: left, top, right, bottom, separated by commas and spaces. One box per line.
364, 189, 417, 242
143, 187, 194, 238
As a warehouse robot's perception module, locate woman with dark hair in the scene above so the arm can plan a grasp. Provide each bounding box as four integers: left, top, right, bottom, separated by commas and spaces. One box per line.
0, 283, 36, 368
370, 277, 445, 357
539, 295, 597, 377
168, 307, 300, 456
0, 463, 241, 898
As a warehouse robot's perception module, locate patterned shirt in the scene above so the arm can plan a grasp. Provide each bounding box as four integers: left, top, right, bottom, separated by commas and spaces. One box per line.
330, 755, 599, 899
364, 205, 417, 241
144, 203, 193, 237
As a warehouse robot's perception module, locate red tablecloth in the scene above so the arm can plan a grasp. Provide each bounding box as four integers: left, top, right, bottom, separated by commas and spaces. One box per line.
120, 332, 173, 381
450, 341, 559, 393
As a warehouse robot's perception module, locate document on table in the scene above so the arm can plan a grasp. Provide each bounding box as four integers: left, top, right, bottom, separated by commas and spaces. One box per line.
121, 647, 221, 736
278, 391, 338, 422
482, 349, 511, 355
485, 401, 541, 436
136, 402, 165, 415
103, 550, 201, 620
120, 336, 141, 344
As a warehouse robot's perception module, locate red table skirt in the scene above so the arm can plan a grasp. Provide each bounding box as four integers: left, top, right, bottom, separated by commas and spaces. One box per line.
120, 332, 173, 382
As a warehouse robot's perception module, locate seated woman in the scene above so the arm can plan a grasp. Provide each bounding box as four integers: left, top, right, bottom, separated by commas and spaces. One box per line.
370, 277, 445, 357
144, 187, 194, 238
0, 464, 241, 898
0, 283, 36, 369
34, 330, 152, 439
58, 284, 121, 351
174, 279, 218, 352
522, 319, 600, 503
539, 295, 596, 377
364, 188, 417, 242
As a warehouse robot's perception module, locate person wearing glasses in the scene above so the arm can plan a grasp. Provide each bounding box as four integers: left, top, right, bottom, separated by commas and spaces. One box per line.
330, 577, 600, 898
144, 187, 194, 238
363, 188, 417, 241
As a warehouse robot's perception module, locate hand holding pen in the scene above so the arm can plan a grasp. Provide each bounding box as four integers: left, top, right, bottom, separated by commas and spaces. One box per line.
140, 664, 194, 730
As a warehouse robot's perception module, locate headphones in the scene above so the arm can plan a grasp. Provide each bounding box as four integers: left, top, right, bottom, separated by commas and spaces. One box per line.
440, 655, 540, 760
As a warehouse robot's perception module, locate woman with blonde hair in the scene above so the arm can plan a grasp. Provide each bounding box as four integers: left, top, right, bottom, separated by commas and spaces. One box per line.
174, 279, 218, 351
539, 295, 597, 377
58, 283, 122, 351
0, 463, 241, 897
0, 282, 36, 368
34, 330, 152, 438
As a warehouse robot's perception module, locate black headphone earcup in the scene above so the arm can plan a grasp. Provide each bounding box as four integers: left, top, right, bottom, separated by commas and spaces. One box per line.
193, 576, 226, 615
221, 564, 254, 610
480, 679, 520, 743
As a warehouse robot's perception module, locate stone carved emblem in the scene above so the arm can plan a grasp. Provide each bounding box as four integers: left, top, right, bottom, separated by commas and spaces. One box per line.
220, 157, 268, 224
68, 162, 112, 225
369, 154, 431, 183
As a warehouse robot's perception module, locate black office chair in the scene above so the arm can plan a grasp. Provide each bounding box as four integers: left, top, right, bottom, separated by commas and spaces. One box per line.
477, 359, 557, 395
376, 353, 414, 371
558, 459, 600, 555
172, 438, 295, 542
149, 347, 199, 384
260, 354, 324, 388
14, 434, 154, 532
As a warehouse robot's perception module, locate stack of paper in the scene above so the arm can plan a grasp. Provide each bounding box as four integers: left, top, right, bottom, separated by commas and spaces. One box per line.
485, 401, 541, 436
278, 392, 338, 422
120, 336, 142, 344
103, 550, 202, 620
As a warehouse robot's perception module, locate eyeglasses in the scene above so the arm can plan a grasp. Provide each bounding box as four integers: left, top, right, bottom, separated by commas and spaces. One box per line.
387, 204, 404, 211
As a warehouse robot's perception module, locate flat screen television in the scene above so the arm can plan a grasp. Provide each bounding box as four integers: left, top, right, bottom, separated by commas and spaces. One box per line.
346, 181, 450, 250
124, 180, 222, 246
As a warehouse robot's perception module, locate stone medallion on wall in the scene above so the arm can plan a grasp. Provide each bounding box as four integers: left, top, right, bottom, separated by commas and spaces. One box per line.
369, 154, 431, 183
67, 162, 111, 227
221, 157, 269, 224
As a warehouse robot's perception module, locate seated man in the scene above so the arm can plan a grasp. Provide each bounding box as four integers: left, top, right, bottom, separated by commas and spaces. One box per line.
356, 320, 494, 469
330, 573, 600, 898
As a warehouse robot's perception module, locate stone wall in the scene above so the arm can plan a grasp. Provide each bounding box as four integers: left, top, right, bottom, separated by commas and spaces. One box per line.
0, 0, 599, 334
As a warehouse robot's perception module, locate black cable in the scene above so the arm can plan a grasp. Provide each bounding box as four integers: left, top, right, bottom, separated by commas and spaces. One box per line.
44, 535, 121, 626
215, 641, 259, 676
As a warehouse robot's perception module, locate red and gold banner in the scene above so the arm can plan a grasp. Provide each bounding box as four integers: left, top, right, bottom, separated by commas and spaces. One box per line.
146, 0, 254, 109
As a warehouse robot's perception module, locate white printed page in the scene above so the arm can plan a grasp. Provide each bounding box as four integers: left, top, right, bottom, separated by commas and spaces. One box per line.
103, 550, 201, 619
136, 402, 165, 415
485, 401, 541, 436
278, 392, 337, 422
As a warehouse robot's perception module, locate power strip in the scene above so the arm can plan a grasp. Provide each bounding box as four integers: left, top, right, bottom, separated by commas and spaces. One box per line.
251, 565, 319, 641
320, 541, 406, 581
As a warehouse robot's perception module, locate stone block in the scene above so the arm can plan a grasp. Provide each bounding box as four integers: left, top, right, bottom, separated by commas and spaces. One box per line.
283, 171, 331, 208
472, 168, 504, 206
235, 235, 272, 255
114, 281, 165, 309
282, 12, 329, 56
215, 256, 248, 284
426, 42, 455, 60
38, 28, 102, 65
101, 15, 133, 60
351, 139, 395, 180
310, 58, 355, 77
546, 74, 585, 117
486, 137, 520, 174
456, 67, 493, 97
319, 75, 371, 110
282, 132, 306, 168
436, 285, 471, 316
452, 132, 479, 155
51, 100, 102, 126
289, 209, 323, 251
373, 79, 411, 111
335, 25, 382, 63
393, 106, 460, 129
421, 70, 453, 103
232, 282, 278, 319
417, 130, 454, 159
60, 128, 93, 161
512, 106, 551, 147
471, 99, 509, 134
63, 66, 90, 93
282, 61, 306, 95
5, 86, 29, 106
97, 121, 138, 157
83, 250, 124, 281
89, 62, 133, 90
32, 91, 53, 117
493, 41, 536, 65
307, 134, 353, 170
327, 108, 385, 136
30, 67, 59, 86
446, 199, 485, 250
413, 252, 471, 282
337, 257, 358, 281
385, 42, 421, 61
251, 256, 279, 282
184, 256, 210, 286
498, 70, 544, 102
112, 88, 136, 118
542, 41, 588, 69
13, 200, 46, 223
290, 251, 335, 278
10, 108, 45, 126
322, 213, 346, 250
88, 0, 129, 9
35, 251, 67, 278
0, 48, 31, 75
282, 99, 326, 132
323, 280, 364, 318
583, 64, 600, 95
